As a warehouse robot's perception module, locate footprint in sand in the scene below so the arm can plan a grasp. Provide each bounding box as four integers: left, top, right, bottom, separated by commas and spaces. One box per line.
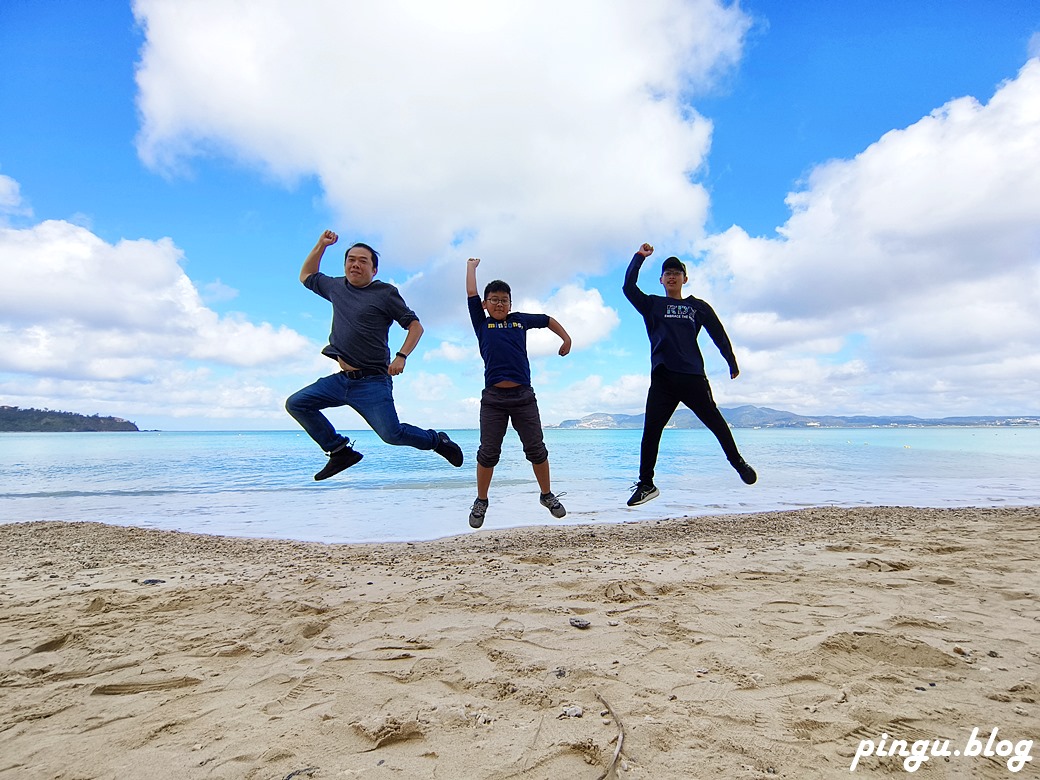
604, 579, 667, 605
13, 632, 79, 661
352, 716, 425, 749
91, 676, 201, 695
854, 558, 912, 572
494, 617, 525, 638
817, 632, 956, 670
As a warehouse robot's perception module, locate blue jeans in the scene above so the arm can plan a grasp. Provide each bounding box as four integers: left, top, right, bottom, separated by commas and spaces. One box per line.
286, 372, 438, 454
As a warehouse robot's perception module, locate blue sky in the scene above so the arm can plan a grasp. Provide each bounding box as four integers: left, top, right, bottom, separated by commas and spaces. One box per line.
1, 1, 1038, 431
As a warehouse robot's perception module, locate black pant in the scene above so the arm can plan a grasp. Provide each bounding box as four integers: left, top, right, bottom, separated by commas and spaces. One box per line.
639, 367, 741, 485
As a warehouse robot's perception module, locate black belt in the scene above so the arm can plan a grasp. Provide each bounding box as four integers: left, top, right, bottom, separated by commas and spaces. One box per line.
342, 368, 387, 380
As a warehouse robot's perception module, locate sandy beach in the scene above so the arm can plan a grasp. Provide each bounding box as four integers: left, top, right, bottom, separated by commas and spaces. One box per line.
1, 506, 1037, 779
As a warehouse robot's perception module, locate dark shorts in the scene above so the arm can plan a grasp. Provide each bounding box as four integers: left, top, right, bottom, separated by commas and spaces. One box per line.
477, 385, 548, 468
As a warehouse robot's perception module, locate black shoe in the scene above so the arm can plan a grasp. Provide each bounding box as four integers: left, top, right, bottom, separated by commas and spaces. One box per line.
627, 482, 659, 506
314, 447, 363, 481
734, 459, 757, 485
469, 498, 489, 529
539, 491, 567, 518
434, 432, 464, 467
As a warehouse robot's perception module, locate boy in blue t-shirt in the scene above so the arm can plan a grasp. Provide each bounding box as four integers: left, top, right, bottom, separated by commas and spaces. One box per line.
466, 257, 572, 528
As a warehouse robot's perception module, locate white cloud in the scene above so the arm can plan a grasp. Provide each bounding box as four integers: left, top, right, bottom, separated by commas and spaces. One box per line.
132, 0, 750, 294
0, 173, 31, 220
518, 283, 621, 356
390, 372, 479, 430
0, 215, 318, 422
708, 59, 1040, 316
423, 341, 473, 363
200, 278, 239, 304
404, 371, 458, 403
697, 58, 1040, 416
0, 219, 312, 376
0, 174, 21, 209
728, 311, 843, 354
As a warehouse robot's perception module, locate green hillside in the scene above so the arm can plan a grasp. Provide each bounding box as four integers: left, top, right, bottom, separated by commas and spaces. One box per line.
0, 406, 140, 432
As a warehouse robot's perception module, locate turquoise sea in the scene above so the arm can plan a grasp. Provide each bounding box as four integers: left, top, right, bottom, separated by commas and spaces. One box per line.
1, 427, 1037, 543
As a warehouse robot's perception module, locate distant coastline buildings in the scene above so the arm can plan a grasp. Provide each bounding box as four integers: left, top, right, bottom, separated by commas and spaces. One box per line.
551, 406, 1040, 430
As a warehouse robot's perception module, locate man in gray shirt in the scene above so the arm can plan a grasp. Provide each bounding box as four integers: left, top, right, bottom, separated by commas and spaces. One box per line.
286, 230, 463, 480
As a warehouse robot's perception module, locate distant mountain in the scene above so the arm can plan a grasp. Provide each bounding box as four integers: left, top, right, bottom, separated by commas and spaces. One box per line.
0, 406, 140, 432
552, 405, 1040, 429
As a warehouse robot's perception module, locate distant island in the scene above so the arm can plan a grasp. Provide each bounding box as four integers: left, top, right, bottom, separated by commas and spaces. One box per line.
551, 405, 1040, 430
0, 406, 140, 432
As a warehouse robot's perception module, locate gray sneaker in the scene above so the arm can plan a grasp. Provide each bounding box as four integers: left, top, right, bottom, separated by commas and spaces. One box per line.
539, 491, 567, 518
469, 498, 489, 529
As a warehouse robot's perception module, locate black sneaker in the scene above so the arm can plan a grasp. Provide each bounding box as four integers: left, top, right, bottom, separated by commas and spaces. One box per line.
469, 498, 489, 529
434, 432, 464, 467
626, 482, 659, 506
539, 491, 567, 518
734, 459, 757, 485
314, 447, 363, 481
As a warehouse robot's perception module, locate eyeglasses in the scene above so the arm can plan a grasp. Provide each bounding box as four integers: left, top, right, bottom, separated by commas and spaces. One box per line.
662, 270, 685, 278
486, 297, 511, 306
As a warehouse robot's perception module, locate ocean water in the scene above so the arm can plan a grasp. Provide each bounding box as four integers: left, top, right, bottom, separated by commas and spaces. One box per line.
0, 427, 1037, 544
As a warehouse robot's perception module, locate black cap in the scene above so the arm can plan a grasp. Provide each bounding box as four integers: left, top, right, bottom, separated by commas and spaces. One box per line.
661, 256, 686, 274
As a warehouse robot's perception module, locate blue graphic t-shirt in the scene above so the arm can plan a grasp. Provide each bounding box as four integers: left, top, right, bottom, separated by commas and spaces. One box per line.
468, 295, 550, 387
